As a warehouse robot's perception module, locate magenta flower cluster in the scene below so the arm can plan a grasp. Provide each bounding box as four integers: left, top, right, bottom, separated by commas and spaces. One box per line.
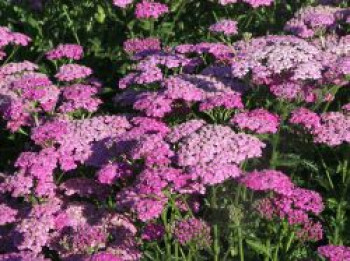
209, 19, 239, 36
135, 1, 169, 19
241, 170, 324, 241
46, 44, 84, 60
0, 0, 350, 259
318, 245, 350, 261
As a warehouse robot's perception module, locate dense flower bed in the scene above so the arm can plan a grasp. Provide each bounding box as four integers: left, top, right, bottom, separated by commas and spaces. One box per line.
0, 0, 349, 260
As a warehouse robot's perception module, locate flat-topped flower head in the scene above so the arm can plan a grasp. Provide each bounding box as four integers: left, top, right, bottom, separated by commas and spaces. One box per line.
141, 223, 165, 241
166, 120, 206, 143
318, 245, 350, 261
0, 204, 18, 225
176, 124, 265, 167
209, 19, 238, 36
231, 109, 280, 134
0, 61, 38, 76
173, 218, 212, 248
290, 107, 321, 130
113, 0, 133, 8
313, 112, 350, 146
240, 169, 294, 195
285, 6, 348, 38
231, 35, 324, 84
0, 26, 31, 49
59, 84, 102, 113
135, 1, 169, 19
46, 44, 83, 60
55, 64, 92, 82
123, 37, 161, 54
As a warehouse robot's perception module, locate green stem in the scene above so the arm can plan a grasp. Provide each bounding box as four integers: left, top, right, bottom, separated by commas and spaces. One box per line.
3, 46, 19, 65
149, 19, 155, 37
161, 210, 172, 259
333, 203, 343, 245
342, 159, 348, 186
175, 241, 179, 261
63, 5, 81, 44
238, 226, 244, 261
234, 185, 244, 261
317, 149, 334, 190
264, 239, 271, 261
270, 133, 280, 169
211, 187, 220, 261
213, 224, 220, 261
273, 226, 284, 261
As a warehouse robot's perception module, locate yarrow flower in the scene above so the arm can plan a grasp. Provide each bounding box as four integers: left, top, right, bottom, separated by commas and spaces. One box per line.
97, 162, 133, 185
0, 204, 18, 225
0, 61, 38, 76
285, 6, 348, 38
290, 107, 321, 130
46, 44, 84, 60
177, 124, 265, 167
31, 116, 131, 172
173, 218, 212, 248
318, 245, 350, 261
244, 169, 324, 242
312, 112, 350, 146
123, 37, 161, 54
135, 1, 169, 19
141, 223, 165, 241
0, 69, 60, 131
58, 83, 102, 113
0, 26, 31, 50
55, 64, 93, 82
209, 19, 238, 36
240, 170, 294, 195
231, 35, 324, 84
112, 0, 133, 8
268, 81, 318, 102
291, 109, 350, 146
231, 109, 280, 134
199, 92, 244, 111
166, 120, 206, 143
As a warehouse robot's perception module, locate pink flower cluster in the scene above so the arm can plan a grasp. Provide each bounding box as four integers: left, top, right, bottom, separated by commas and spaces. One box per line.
113, 0, 133, 8
117, 64, 245, 117
209, 19, 238, 35
46, 44, 84, 60
1, 1, 350, 259
123, 37, 161, 54
173, 218, 212, 248
55, 64, 93, 82
0, 26, 31, 60
241, 170, 324, 241
177, 124, 265, 167
0, 69, 60, 131
231, 109, 280, 134
285, 5, 349, 38
231, 35, 324, 84
135, 1, 169, 19
290, 108, 350, 146
318, 245, 350, 261
59, 83, 102, 113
